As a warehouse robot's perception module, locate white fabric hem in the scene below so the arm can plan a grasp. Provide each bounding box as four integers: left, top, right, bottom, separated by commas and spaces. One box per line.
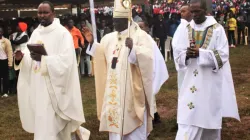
128, 47, 137, 65
86, 42, 98, 56
197, 49, 219, 72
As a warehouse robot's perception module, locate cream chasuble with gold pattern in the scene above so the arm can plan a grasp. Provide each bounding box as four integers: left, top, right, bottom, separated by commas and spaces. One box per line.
14, 19, 87, 140
87, 22, 155, 135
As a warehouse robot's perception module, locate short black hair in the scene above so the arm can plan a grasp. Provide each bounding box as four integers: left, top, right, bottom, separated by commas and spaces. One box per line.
40, 1, 55, 12
0, 26, 4, 33
181, 3, 189, 8
139, 16, 149, 27
190, 0, 207, 11
67, 18, 74, 22
81, 20, 86, 24
141, 20, 149, 27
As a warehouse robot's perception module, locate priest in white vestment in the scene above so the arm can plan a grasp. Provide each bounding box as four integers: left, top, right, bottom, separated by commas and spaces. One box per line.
173, 0, 240, 139
83, 0, 168, 139
14, 2, 87, 140
172, 4, 192, 92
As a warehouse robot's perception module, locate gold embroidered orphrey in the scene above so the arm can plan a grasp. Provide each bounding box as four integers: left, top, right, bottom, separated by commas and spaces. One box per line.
107, 70, 120, 128
187, 23, 223, 68
187, 23, 219, 49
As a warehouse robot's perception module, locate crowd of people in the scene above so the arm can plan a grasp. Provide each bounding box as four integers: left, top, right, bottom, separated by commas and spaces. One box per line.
1, 0, 249, 97
0, 13, 113, 96
0, 0, 250, 96
0, 1, 248, 97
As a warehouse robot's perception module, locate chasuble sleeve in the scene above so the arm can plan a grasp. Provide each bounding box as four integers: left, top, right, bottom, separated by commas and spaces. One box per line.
152, 38, 169, 95
129, 35, 168, 96
172, 24, 183, 71
15, 47, 34, 132
172, 27, 190, 71
197, 25, 229, 72
90, 36, 108, 120
14, 47, 31, 70
132, 31, 155, 118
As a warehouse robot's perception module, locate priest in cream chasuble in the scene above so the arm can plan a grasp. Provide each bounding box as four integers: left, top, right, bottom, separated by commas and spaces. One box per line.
14, 2, 87, 140
173, 0, 240, 139
85, 0, 167, 139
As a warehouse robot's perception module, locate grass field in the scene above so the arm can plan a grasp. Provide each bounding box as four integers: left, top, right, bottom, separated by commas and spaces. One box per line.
0, 46, 250, 140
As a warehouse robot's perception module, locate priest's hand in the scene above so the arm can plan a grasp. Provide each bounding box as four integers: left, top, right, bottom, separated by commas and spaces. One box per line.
14, 50, 24, 61
30, 52, 42, 61
125, 38, 133, 49
186, 47, 199, 58
82, 27, 94, 44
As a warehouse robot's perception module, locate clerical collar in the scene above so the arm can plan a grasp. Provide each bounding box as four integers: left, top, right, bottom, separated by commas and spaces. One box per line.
37, 19, 57, 34
190, 16, 217, 30
119, 29, 128, 35
181, 19, 189, 25
196, 17, 207, 26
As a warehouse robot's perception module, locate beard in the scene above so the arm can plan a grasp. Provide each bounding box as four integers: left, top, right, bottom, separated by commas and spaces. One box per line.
39, 18, 53, 27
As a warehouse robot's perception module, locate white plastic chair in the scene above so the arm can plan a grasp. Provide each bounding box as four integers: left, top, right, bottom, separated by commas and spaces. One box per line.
165, 36, 172, 62
245, 27, 248, 46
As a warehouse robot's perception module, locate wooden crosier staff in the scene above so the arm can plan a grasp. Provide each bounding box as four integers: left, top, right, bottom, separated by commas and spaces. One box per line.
120, 0, 132, 140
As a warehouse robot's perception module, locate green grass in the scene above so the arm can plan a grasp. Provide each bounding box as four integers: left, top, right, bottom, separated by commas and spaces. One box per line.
0, 46, 250, 140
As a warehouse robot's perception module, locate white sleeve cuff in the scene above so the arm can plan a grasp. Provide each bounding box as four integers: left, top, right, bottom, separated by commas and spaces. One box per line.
128, 47, 138, 65
197, 49, 218, 72
86, 42, 99, 56
176, 51, 190, 70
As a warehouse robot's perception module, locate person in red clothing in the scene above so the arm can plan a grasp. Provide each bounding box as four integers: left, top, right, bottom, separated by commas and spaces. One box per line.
66, 19, 84, 64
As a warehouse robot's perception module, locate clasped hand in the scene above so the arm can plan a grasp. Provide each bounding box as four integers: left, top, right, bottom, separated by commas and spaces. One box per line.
186, 47, 199, 59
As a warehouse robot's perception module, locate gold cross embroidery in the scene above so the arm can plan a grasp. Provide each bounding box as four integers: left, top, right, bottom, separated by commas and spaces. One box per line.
109, 90, 117, 104
110, 78, 117, 85
193, 69, 198, 77
187, 102, 195, 109
109, 73, 117, 85
190, 86, 197, 93
109, 86, 117, 89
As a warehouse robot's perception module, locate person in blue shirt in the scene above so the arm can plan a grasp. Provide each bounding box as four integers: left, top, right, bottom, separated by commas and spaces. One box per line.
168, 13, 180, 38
166, 13, 180, 59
